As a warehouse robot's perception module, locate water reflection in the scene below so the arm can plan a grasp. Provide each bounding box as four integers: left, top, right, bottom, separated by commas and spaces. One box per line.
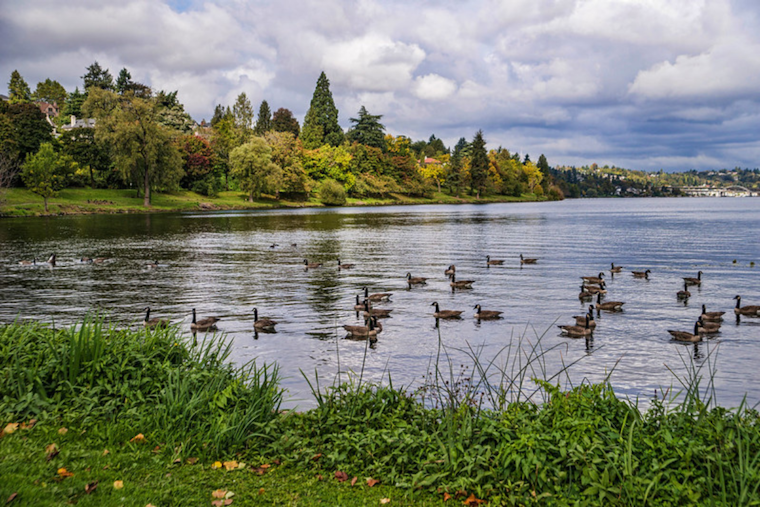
2, 198, 760, 409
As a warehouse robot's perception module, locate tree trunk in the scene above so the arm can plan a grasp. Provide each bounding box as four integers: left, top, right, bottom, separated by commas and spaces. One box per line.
143, 169, 151, 207
249, 190, 254, 202
44, 196, 48, 213
476, 189, 480, 199
437, 180, 441, 193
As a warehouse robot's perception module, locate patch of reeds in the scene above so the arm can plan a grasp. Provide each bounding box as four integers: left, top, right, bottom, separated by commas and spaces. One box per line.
269, 325, 760, 504
0, 316, 282, 457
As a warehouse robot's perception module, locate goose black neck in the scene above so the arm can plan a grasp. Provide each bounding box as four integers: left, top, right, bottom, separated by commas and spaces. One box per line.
192, 308, 197, 324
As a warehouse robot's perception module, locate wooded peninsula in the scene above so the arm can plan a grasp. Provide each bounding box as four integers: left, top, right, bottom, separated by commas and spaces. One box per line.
1, 64, 758, 216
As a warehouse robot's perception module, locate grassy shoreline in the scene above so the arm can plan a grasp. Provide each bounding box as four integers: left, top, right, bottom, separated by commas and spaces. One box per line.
3, 319, 759, 505
0, 187, 546, 218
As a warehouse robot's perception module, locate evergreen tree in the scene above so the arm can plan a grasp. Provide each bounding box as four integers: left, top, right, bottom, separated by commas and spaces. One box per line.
233, 92, 254, 137
469, 130, 488, 199
115, 68, 132, 95
446, 137, 467, 196
346, 106, 386, 150
271, 108, 300, 137
61, 87, 87, 119
82, 61, 114, 91
537, 153, 551, 193
301, 72, 343, 149
8, 70, 32, 104
211, 104, 225, 127
253, 100, 272, 135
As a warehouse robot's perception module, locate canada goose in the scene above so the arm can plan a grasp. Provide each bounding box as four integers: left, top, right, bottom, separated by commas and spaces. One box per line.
683, 271, 703, 286
581, 272, 605, 284
473, 304, 502, 320
354, 294, 366, 310
610, 263, 623, 273
677, 283, 691, 300
303, 259, 322, 269
578, 288, 594, 300
734, 295, 760, 316
80, 257, 92, 263
337, 259, 354, 269
46, 253, 56, 266
269, 243, 279, 249
406, 272, 427, 285
431, 301, 463, 319
444, 264, 456, 276
343, 316, 381, 338
253, 307, 278, 330
19, 258, 36, 266
701, 304, 725, 322
595, 293, 624, 312
93, 257, 106, 264
486, 255, 504, 266
362, 299, 393, 318
559, 315, 593, 338
573, 306, 597, 328
191, 308, 220, 331
450, 274, 474, 289
632, 269, 651, 279
147, 261, 159, 269
520, 254, 538, 264
582, 282, 606, 294
364, 287, 392, 302
668, 322, 703, 342
697, 317, 721, 334
143, 307, 169, 329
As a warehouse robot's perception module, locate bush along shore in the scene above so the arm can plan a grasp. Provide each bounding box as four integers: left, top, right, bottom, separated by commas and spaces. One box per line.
2, 319, 760, 506
0, 187, 545, 218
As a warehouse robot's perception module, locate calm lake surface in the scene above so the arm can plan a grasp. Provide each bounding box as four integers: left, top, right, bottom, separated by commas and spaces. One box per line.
2, 198, 759, 409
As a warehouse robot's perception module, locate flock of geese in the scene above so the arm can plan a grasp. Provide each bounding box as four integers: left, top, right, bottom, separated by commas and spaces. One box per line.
557, 264, 759, 342
17, 251, 759, 344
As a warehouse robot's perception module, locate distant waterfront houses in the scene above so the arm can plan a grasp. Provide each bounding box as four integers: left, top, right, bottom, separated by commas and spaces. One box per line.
680, 185, 758, 197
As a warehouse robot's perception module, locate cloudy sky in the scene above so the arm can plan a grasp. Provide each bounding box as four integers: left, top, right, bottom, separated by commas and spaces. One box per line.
3, 0, 760, 171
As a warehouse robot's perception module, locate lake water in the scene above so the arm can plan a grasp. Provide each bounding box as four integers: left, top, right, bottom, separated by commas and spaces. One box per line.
2, 198, 759, 409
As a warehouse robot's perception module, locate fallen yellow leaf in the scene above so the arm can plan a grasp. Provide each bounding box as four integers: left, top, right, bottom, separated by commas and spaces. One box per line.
58, 427, 68, 435
225, 491, 235, 499
367, 478, 380, 487
212, 489, 226, 499
113, 480, 124, 490
4, 423, 19, 435
380, 499, 391, 504
102, 449, 110, 456
187, 457, 198, 465
129, 433, 146, 443
45, 443, 58, 454
57, 468, 74, 478
211, 461, 222, 469
223, 460, 238, 471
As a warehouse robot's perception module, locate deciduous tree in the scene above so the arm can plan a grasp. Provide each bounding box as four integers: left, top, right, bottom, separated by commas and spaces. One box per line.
21, 143, 78, 212
230, 137, 280, 201
264, 131, 311, 196
83, 88, 183, 206
33, 79, 67, 106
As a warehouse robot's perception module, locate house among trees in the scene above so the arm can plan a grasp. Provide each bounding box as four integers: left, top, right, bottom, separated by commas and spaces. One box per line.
37, 101, 59, 118
61, 115, 95, 131
0, 94, 8, 102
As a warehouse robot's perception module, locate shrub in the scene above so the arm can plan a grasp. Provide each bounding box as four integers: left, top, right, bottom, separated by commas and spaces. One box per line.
319, 178, 346, 206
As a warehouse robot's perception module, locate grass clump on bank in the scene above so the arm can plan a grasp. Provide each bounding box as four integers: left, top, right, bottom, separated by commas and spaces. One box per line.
2, 319, 760, 505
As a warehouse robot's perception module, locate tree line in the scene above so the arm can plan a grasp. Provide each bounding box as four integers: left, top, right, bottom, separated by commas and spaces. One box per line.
1, 65, 564, 209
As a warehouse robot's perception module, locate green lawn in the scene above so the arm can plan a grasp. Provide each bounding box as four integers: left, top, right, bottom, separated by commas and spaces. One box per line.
0, 188, 544, 217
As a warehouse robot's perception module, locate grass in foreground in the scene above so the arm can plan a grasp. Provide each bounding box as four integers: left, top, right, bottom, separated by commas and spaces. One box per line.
2, 319, 760, 505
